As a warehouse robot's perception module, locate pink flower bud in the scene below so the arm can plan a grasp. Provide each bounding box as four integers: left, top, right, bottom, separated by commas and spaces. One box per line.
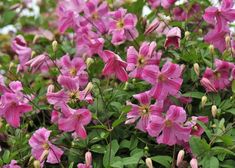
190, 158, 198, 168
200, 77, 217, 92
176, 150, 185, 166
85, 151, 92, 166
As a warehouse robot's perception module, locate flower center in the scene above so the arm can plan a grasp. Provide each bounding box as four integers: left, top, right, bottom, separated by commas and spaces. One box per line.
165, 119, 172, 127
69, 91, 80, 103
92, 12, 99, 20
69, 68, 77, 77
139, 105, 150, 116
214, 71, 221, 79
158, 74, 167, 82
116, 20, 124, 29
42, 142, 50, 150
137, 56, 145, 66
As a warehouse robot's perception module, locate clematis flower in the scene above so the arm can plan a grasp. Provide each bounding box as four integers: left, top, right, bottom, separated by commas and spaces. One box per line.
203, 0, 235, 32
59, 54, 88, 87
148, 0, 176, 9
77, 151, 92, 168
29, 128, 63, 164
186, 116, 208, 137
3, 160, 21, 168
0, 81, 32, 128
84, 0, 109, 34
200, 59, 233, 92
142, 62, 183, 100
99, 50, 128, 82
144, 18, 170, 35
125, 91, 163, 132
11, 35, 32, 71
126, 42, 162, 79
47, 75, 93, 108
108, 8, 138, 45
58, 105, 92, 139
164, 27, 181, 49
147, 105, 191, 146
173, 3, 201, 21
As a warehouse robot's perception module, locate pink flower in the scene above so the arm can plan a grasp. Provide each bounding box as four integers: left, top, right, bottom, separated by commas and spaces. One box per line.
148, 0, 176, 9
58, 105, 92, 139
147, 105, 191, 146
203, 0, 235, 32
190, 158, 198, 168
173, 3, 201, 21
3, 160, 21, 168
126, 92, 163, 132
77, 151, 92, 168
11, 35, 32, 70
164, 27, 181, 49
0, 81, 32, 128
29, 128, 64, 164
201, 59, 233, 92
47, 75, 93, 108
186, 116, 208, 137
84, 0, 109, 34
59, 54, 88, 87
108, 8, 138, 45
126, 42, 162, 79
100, 50, 128, 82
142, 62, 183, 100
144, 18, 170, 35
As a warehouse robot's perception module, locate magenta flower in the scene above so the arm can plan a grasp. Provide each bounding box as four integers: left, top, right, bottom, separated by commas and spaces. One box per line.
100, 50, 128, 82
173, 3, 201, 21
59, 54, 88, 87
144, 18, 170, 35
84, 0, 109, 34
186, 116, 208, 137
148, 0, 176, 9
164, 27, 181, 49
201, 59, 233, 92
126, 42, 162, 79
108, 8, 138, 45
0, 81, 32, 128
29, 128, 64, 164
77, 151, 92, 168
126, 92, 163, 132
147, 105, 191, 146
142, 62, 183, 100
58, 105, 92, 139
47, 75, 93, 108
3, 160, 21, 168
203, 0, 235, 32
11, 35, 32, 71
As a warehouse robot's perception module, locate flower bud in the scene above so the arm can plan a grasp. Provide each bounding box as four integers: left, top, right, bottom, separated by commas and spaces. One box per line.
31, 51, 36, 58
211, 105, 217, 118
86, 57, 94, 68
145, 158, 153, 168
84, 82, 93, 94
33, 160, 41, 168
176, 150, 185, 167
201, 96, 207, 107
209, 45, 214, 54
47, 84, 54, 93
225, 35, 231, 47
52, 40, 58, 52
33, 35, 39, 44
190, 158, 198, 168
123, 82, 129, 90
85, 151, 92, 166
9, 62, 15, 70
193, 63, 200, 76
185, 31, 190, 40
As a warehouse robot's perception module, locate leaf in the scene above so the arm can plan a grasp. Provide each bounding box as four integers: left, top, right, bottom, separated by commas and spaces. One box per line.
219, 135, 234, 146
112, 117, 126, 128
91, 144, 106, 154
202, 156, 219, 168
182, 92, 204, 99
103, 140, 119, 168
189, 136, 210, 156
225, 108, 235, 115
197, 120, 212, 139
232, 80, 235, 93
2, 11, 16, 25
220, 160, 235, 168
2, 150, 10, 163
211, 147, 235, 157
68, 162, 74, 168
151, 156, 172, 168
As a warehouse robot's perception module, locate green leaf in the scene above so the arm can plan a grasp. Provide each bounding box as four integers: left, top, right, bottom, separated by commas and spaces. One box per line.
211, 147, 235, 157
2, 11, 16, 25
189, 136, 210, 156
112, 117, 126, 128
2, 150, 10, 163
151, 156, 172, 168
225, 108, 235, 115
91, 144, 106, 154
68, 162, 74, 168
232, 80, 235, 93
219, 135, 234, 146
103, 140, 119, 168
220, 160, 235, 168
182, 92, 204, 99
202, 156, 219, 168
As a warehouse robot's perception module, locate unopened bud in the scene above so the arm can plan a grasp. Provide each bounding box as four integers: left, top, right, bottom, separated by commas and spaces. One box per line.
198, 29, 203, 34
31, 51, 36, 58
185, 31, 190, 40
225, 35, 231, 47
33, 35, 39, 44
123, 82, 129, 90
85, 151, 92, 166
193, 63, 200, 76
201, 96, 207, 107
145, 158, 153, 168
190, 158, 198, 168
52, 40, 58, 52
86, 58, 94, 68
47, 84, 54, 93
33, 160, 41, 168
9, 62, 14, 70
211, 124, 216, 128
209, 45, 214, 54
211, 105, 217, 118
84, 82, 93, 94
176, 150, 185, 167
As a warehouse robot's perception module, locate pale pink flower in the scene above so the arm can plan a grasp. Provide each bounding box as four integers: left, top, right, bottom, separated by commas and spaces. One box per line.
164, 27, 181, 49
147, 105, 191, 146
0, 81, 32, 128
126, 92, 163, 132
11, 35, 32, 70
108, 8, 138, 45
29, 128, 64, 164
148, 0, 176, 9
77, 151, 92, 168
186, 116, 208, 137
58, 105, 92, 139
144, 18, 170, 35
126, 42, 161, 79
142, 62, 183, 100
99, 50, 128, 82
3, 160, 21, 168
